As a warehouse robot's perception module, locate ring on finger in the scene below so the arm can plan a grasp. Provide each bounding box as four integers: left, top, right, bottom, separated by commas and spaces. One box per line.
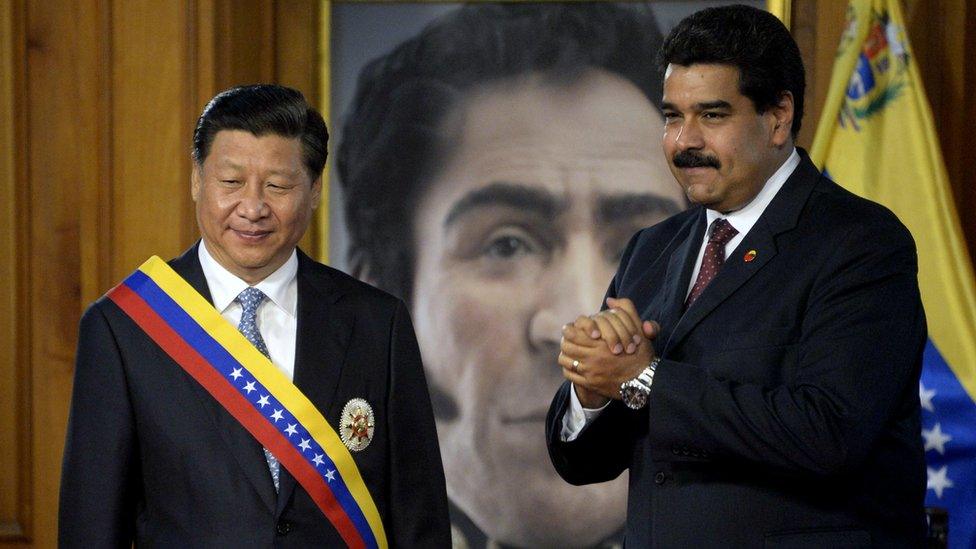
572, 359, 581, 373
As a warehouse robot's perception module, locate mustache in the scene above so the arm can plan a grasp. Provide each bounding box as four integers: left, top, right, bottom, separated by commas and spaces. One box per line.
673, 150, 721, 169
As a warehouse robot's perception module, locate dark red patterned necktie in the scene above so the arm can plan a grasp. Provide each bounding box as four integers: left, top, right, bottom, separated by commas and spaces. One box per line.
685, 218, 738, 307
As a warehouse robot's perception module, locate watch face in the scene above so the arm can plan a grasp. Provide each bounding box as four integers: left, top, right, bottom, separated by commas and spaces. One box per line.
623, 384, 648, 410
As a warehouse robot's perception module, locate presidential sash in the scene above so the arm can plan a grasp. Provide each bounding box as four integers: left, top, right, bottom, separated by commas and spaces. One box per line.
107, 256, 387, 549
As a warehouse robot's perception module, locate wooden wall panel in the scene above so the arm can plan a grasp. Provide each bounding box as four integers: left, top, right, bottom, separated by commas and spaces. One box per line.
902, 0, 976, 264
0, 0, 29, 544
76, 0, 112, 307
24, 0, 100, 544
110, 0, 198, 281
213, 0, 276, 90
967, 3, 976, 262
791, 0, 847, 150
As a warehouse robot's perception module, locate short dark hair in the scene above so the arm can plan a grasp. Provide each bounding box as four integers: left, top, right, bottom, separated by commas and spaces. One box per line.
659, 4, 805, 137
192, 84, 329, 180
337, 3, 665, 302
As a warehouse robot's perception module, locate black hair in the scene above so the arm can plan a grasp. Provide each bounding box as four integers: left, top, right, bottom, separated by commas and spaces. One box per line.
192, 84, 329, 180
337, 3, 665, 303
658, 4, 805, 137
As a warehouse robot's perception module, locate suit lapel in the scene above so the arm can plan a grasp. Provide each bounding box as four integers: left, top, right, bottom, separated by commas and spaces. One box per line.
656, 211, 706, 355
662, 151, 823, 354
169, 243, 277, 513
665, 221, 778, 352
276, 251, 355, 516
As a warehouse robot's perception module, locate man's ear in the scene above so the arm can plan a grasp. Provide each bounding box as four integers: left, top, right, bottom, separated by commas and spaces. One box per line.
769, 91, 795, 147
310, 176, 323, 210
191, 163, 202, 202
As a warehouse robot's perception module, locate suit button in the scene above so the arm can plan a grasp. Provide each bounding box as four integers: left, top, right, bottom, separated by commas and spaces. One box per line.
654, 471, 666, 485
276, 521, 292, 535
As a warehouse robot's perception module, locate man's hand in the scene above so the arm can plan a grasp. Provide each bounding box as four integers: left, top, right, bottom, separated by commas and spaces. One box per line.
575, 297, 657, 355
558, 298, 660, 408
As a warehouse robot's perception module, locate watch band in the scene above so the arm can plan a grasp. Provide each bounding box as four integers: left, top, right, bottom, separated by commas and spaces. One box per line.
636, 357, 659, 389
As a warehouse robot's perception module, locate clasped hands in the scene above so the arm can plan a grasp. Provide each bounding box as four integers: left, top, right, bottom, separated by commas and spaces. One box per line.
558, 297, 660, 409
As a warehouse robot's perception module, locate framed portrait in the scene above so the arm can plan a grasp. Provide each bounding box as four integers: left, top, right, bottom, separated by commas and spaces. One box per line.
321, 2, 778, 546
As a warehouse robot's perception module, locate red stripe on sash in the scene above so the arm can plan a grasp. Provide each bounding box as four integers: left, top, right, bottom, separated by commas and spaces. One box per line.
108, 283, 366, 548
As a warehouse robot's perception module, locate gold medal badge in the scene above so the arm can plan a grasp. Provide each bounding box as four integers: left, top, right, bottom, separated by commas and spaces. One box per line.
340, 398, 375, 452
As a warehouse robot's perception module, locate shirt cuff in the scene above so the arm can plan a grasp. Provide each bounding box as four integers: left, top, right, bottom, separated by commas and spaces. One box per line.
560, 384, 611, 442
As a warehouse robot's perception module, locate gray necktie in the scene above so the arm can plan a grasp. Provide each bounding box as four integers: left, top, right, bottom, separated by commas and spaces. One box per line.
236, 287, 281, 492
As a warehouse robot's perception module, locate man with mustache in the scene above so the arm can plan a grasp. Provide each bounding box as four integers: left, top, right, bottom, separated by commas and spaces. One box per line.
547, 5, 927, 547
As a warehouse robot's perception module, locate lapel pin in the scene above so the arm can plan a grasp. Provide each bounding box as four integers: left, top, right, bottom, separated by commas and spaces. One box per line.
744, 250, 757, 262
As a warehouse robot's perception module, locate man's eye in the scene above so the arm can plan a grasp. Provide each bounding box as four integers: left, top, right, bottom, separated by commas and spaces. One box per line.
483, 235, 532, 259
221, 179, 241, 185
702, 112, 726, 120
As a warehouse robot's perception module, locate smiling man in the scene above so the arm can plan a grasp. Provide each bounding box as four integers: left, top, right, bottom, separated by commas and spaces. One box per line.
548, 5, 928, 547
59, 85, 449, 546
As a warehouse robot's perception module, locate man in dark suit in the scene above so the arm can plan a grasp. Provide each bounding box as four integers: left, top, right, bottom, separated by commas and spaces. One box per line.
59, 84, 450, 546
547, 5, 927, 547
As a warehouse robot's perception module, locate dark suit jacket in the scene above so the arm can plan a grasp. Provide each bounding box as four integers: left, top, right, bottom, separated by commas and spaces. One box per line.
546, 151, 927, 548
60, 245, 451, 547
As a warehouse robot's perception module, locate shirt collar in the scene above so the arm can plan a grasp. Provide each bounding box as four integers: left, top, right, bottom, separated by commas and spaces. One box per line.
197, 241, 299, 317
705, 147, 800, 232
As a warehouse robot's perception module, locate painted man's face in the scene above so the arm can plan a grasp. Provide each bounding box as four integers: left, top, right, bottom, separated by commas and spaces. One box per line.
410, 69, 685, 547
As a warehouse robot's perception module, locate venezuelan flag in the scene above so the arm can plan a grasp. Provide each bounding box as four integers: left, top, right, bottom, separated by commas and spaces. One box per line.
811, 1, 976, 547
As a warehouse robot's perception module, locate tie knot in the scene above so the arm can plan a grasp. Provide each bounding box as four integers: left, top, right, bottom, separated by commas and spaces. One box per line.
709, 218, 738, 245
236, 287, 266, 315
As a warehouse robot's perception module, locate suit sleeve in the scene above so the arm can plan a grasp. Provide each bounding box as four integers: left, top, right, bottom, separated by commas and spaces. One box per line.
546, 229, 646, 485
646, 218, 926, 478
59, 303, 139, 548
386, 299, 451, 546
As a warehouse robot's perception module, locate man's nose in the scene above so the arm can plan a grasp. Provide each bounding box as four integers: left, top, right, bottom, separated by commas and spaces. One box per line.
673, 118, 705, 151
528, 235, 609, 351
237, 182, 270, 220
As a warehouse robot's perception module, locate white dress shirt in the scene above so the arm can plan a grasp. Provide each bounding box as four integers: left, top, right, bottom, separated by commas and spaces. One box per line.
198, 242, 299, 381
561, 148, 800, 441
